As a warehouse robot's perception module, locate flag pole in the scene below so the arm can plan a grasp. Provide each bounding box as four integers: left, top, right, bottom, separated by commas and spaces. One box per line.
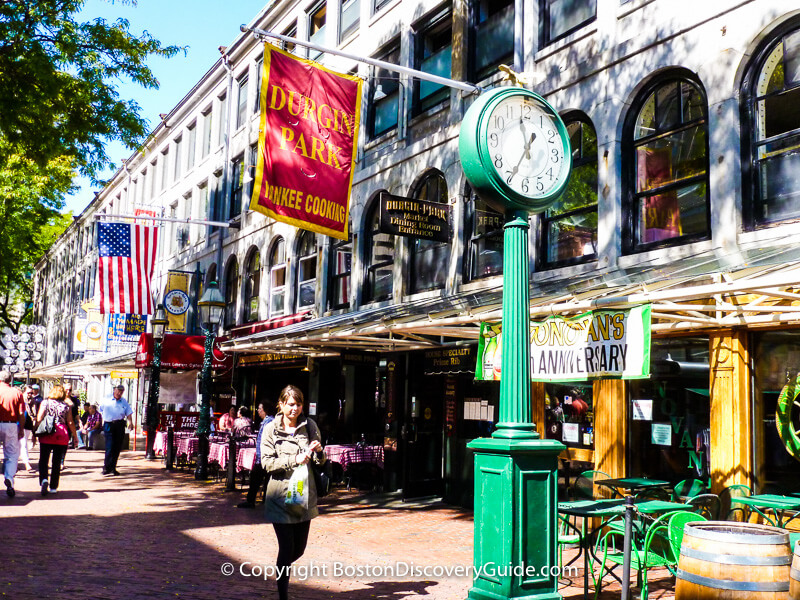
93, 213, 239, 229
241, 25, 483, 96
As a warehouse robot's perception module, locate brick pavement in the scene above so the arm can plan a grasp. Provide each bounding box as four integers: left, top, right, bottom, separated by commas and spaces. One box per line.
0, 448, 677, 600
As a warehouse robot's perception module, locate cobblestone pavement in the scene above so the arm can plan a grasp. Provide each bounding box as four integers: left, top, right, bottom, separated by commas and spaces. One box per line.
1, 448, 676, 599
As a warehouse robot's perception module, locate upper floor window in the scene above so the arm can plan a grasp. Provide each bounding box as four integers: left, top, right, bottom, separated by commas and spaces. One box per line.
296, 231, 317, 310
282, 22, 298, 54
540, 0, 596, 47
623, 73, 709, 253
224, 257, 239, 329
244, 249, 260, 323
470, 0, 514, 82
268, 237, 287, 317
413, 7, 452, 116
328, 231, 352, 310
308, 3, 326, 62
230, 155, 244, 220
160, 150, 169, 190
464, 185, 503, 281
217, 94, 227, 147
340, 0, 360, 42
173, 136, 183, 180
742, 24, 800, 228
187, 123, 197, 170
255, 58, 263, 113
369, 43, 401, 139
373, 0, 393, 14
202, 108, 213, 157
364, 197, 394, 303
236, 75, 249, 129
409, 171, 450, 293
538, 115, 598, 268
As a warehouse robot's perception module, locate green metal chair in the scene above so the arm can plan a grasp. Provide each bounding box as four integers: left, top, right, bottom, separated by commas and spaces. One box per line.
557, 513, 583, 581
672, 478, 707, 501
719, 483, 752, 521
684, 493, 721, 520
571, 469, 611, 500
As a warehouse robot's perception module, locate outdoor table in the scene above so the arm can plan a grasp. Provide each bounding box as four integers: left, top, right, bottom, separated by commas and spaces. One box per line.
154, 431, 168, 456
731, 494, 800, 527
325, 444, 357, 464
237, 446, 257, 472
208, 441, 229, 469
176, 436, 199, 461
338, 445, 384, 470
596, 477, 671, 498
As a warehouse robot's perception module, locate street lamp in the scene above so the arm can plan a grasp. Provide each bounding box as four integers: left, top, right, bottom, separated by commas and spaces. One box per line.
195, 280, 224, 480
145, 304, 168, 460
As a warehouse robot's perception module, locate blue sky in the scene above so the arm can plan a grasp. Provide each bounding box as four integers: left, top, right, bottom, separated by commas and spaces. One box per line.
65, 0, 269, 214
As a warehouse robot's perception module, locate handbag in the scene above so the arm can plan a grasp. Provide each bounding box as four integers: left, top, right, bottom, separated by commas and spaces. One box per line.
310, 459, 333, 498
34, 414, 56, 437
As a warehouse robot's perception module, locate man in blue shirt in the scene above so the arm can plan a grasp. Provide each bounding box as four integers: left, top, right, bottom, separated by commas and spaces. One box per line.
237, 401, 273, 508
98, 385, 134, 476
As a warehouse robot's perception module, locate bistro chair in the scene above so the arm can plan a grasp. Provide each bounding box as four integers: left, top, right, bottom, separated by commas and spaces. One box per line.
571, 469, 611, 500
557, 513, 583, 586
344, 462, 382, 492
672, 478, 706, 501
635, 487, 671, 502
684, 493, 721, 520
718, 484, 753, 521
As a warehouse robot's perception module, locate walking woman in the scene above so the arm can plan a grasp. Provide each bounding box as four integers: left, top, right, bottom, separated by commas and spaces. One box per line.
261, 385, 326, 600
34, 385, 78, 495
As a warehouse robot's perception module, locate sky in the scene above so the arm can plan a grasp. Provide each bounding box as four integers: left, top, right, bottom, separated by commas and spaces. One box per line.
64, 0, 270, 215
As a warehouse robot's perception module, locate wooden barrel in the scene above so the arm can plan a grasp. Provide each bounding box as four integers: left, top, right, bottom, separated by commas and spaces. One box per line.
676, 521, 791, 600
791, 540, 800, 600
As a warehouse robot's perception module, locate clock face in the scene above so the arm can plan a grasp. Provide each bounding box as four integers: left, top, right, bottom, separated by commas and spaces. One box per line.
484, 96, 570, 200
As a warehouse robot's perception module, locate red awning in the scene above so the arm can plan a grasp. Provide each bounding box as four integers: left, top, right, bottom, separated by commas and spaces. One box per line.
135, 333, 232, 370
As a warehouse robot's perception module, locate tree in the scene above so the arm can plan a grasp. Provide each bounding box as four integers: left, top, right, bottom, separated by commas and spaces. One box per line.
0, 0, 183, 178
0, 138, 74, 333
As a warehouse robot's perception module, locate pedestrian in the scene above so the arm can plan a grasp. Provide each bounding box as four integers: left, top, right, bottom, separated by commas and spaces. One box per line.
79, 403, 103, 450
34, 384, 79, 496
61, 382, 80, 470
261, 385, 326, 600
97, 385, 133, 476
218, 406, 235, 432
19, 385, 36, 472
0, 370, 25, 497
237, 402, 274, 509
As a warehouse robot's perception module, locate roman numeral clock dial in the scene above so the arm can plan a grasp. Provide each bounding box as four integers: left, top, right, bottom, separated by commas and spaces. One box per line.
459, 88, 572, 215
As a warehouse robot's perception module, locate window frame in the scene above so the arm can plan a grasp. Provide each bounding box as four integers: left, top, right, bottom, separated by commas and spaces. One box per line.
308, 2, 327, 62
469, 0, 515, 83
539, 0, 597, 48
243, 249, 261, 324
296, 231, 317, 311
368, 41, 401, 140
230, 154, 244, 220
328, 232, 352, 310
408, 171, 450, 294
268, 237, 287, 318
224, 257, 239, 329
202, 107, 213, 157
463, 185, 504, 282
339, 0, 360, 43
363, 197, 394, 303
236, 74, 249, 129
412, 6, 453, 117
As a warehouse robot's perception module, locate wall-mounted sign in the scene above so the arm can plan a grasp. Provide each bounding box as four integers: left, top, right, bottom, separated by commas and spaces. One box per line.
341, 351, 379, 366
164, 271, 192, 333
237, 353, 305, 367
379, 192, 451, 243
423, 346, 476, 374
651, 422, 673, 446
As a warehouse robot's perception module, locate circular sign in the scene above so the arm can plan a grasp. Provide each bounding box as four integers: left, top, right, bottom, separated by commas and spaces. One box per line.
164, 290, 190, 315
85, 322, 103, 340
459, 87, 572, 214
3, 358, 12, 365
18, 324, 27, 334
20, 332, 30, 342
25, 342, 35, 350
8, 365, 18, 373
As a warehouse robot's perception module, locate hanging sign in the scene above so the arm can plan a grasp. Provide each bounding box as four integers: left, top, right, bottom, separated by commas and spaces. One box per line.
476, 305, 651, 381
249, 42, 362, 240
379, 193, 451, 242
163, 271, 192, 333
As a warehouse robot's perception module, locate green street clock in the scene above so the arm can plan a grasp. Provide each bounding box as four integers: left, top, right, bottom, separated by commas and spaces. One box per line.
459, 87, 572, 214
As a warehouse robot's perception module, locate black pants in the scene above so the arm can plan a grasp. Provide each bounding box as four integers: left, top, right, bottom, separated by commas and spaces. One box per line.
104, 420, 126, 472
273, 521, 311, 600
39, 443, 67, 489
246, 462, 267, 504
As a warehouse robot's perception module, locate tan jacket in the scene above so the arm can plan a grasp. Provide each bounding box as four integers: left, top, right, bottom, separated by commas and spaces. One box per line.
260, 414, 326, 523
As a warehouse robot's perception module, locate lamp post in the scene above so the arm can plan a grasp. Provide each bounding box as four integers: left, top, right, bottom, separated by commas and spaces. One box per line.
145, 304, 168, 460
195, 280, 224, 480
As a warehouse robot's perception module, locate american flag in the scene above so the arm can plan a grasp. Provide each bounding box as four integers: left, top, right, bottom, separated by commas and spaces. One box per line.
97, 222, 158, 314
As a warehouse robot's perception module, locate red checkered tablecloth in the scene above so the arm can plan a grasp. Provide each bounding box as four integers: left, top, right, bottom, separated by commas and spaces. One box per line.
176, 436, 198, 459
237, 447, 257, 472
338, 445, 384, 469
325, 444, 357, 464
209, 442, 229, 469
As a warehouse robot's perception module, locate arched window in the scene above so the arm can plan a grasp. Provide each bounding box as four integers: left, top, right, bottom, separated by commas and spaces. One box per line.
623, 73, 709, 252
742, 23, 800, 228
538, 115, 598, 268
268, 238, 286, 317
409, 171, 450, 293
205, 263, 217, 288
243, 249, 260, 323
296, 231, 317, 311
328, 228, 352, 310
223, 257, 239, 328
464, 185, 503, 281
363, 197, 394, 303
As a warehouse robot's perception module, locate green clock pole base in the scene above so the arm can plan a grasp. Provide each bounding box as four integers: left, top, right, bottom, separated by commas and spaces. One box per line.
466, 437, 566, 600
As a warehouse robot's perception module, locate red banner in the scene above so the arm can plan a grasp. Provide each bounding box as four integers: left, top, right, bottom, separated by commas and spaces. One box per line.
250, 43, 362, 240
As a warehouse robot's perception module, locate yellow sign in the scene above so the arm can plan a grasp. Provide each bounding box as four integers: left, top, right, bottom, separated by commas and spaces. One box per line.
164, 272, 191, 333
110, 370, 139, 379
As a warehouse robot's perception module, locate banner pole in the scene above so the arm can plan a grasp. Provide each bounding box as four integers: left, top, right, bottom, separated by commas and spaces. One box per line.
241, 25, 482, 96
93, 213, 239, 229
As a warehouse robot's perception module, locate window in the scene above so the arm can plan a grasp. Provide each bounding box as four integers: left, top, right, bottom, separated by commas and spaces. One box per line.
230, 155, 244, 220
212, 177, 224, 224
540, 0, 596, 47
369, 43, 401, 139
224, 257, 239, 328
623, 74, 709, 253
202, 108, 213, 157
160, 150, 169, 190
328, 232, 352, 310
364, 197, 394, 302
150, 161, 157, 198
169, 203, 178, 254
413, 7, 452, 115
470, 0, 514, 82
268, 238, 287, 317
373, 0, 393, 13
217, 94, 227, 147
409, 172, 450, 293
187, 122, 197, 170
340, 0, 360, 42
282, 22, 298, 54
308, 3, 326, 61
244, 249, 260, 323
742, 24, 800, 227
296, 231, 317, 310
248, 144, 258, 200
539, 115, 598, 268
254, 58, 263, 113
182, 194, 192, 249
236, 75, 248, 129
464, 186, 503, 281
173, 136, 182, 180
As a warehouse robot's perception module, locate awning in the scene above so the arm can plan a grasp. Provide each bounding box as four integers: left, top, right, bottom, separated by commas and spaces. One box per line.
29, 350, 137, 379
135, 333, 233, 370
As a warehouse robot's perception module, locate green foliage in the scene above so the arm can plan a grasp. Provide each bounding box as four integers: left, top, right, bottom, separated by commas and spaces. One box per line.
0, 138, 73, 332
0, 0, 184, 178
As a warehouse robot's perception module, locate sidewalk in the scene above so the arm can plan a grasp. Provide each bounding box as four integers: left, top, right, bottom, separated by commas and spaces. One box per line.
1, 448, 676, 599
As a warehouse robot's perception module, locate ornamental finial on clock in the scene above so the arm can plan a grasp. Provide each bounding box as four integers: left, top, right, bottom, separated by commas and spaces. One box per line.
498, 64, 528, 87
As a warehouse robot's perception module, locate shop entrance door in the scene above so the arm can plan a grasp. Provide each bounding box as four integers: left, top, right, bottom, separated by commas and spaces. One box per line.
402, 380, 445, 499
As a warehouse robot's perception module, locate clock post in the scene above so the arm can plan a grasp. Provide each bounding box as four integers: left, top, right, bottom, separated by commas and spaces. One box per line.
460, 87, 571, 600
